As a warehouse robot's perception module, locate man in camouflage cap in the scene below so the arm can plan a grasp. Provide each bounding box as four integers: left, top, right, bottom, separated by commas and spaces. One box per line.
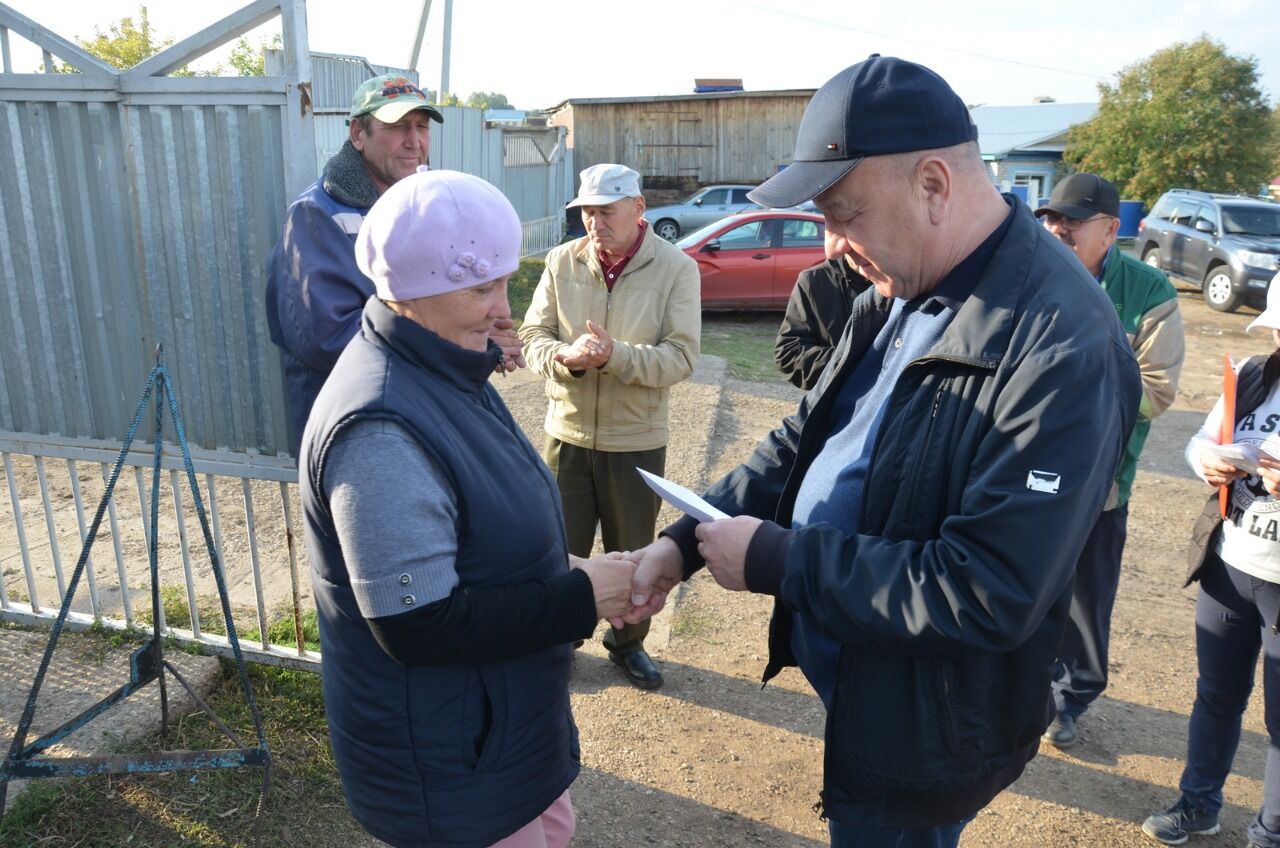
266, 74, 526, 454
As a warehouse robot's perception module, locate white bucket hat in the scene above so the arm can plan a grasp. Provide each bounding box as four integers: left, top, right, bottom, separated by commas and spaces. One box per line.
1246, 271, 1280, 333
566, 163, 642, 208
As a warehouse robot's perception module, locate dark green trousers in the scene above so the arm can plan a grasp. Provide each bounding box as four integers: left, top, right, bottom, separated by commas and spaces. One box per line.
542, 438, 665, 654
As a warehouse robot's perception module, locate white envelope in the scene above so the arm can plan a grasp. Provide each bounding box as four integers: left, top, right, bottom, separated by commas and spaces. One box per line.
637, 468, 730, 523
1201, 442, 1265, 474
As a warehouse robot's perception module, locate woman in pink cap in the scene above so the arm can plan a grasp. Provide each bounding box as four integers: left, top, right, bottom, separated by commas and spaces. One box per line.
298, 167, 636, 848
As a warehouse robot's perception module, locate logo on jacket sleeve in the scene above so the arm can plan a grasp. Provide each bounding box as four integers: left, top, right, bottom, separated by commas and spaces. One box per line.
1026, 470, 1061, 494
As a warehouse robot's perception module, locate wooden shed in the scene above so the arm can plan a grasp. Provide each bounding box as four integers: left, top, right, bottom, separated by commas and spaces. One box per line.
547, 89, 815, 192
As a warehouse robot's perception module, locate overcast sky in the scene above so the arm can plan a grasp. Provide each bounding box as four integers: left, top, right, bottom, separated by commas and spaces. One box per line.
5, 0, 1278, 111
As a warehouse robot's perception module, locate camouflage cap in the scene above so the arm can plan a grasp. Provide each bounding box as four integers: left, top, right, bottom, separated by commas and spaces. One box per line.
348, 74, 444, 125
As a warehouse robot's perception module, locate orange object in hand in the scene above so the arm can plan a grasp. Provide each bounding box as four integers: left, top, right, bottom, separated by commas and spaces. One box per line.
1220, 353, 1235, 519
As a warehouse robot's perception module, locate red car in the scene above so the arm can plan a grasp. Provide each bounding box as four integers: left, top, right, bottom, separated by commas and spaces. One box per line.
677, 210, 826, 309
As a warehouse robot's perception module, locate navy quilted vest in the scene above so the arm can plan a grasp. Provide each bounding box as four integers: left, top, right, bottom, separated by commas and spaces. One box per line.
301, 297, 578, 848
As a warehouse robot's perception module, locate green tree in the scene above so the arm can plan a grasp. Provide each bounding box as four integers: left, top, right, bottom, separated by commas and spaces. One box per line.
226, 33, 281, 77
1064, 36, 1274, 207
465, 91, 512, 110
437, 92, 464, 107
1269, 106, 1280, 187
53, 5, 193, 75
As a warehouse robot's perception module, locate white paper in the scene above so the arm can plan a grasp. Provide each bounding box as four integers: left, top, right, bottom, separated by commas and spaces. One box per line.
1201, 442, 1265, 474
637, 468, 730, 523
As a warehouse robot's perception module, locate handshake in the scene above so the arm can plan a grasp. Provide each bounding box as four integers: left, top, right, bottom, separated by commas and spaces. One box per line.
571, 515, 767, 627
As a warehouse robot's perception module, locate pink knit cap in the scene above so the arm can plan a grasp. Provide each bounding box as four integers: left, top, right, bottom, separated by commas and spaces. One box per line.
355, 167, 522, 302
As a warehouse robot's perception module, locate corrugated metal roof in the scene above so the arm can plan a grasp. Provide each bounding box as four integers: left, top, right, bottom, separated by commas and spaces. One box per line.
548, 89, 816, 112
970, 102, 1098, 159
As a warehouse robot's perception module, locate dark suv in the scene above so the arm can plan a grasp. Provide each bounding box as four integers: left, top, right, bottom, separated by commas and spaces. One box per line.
1137, 189, 1280, 312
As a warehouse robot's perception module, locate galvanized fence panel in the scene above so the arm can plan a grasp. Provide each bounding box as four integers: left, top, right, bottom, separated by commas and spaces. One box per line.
0, 431, 318, 670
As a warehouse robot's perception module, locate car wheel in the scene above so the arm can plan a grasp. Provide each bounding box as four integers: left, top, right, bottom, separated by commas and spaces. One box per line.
1202, 267, 1242, 313
1142, 247, 1162, 269
654, 219, 680, 242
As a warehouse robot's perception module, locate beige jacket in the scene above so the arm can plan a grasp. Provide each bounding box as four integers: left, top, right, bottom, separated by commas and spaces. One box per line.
520, 229, 701, 452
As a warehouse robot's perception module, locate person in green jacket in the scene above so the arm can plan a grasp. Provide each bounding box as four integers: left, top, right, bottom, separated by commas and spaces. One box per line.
1037, 172, 1186, 748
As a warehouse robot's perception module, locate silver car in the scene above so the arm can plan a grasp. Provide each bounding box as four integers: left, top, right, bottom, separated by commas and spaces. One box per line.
644, 185, 758, 241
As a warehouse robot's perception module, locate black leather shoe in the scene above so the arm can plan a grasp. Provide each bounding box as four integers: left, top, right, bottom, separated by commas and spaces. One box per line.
1043, 713, 1077, 749
609, 649, 663, 690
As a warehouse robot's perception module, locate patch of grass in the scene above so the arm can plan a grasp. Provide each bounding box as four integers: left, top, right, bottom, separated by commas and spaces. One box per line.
701, 313, 786, 382
134, 585, 218, 634
243, 607, 321, 653
0, 656, 355, 848
509, 257, 545, 321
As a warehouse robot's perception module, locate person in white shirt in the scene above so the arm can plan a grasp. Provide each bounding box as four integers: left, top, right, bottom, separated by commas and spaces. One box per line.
1143, 274, 1280, 848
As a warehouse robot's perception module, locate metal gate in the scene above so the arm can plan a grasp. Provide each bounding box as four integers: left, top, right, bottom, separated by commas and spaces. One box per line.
0, 0, 318, 666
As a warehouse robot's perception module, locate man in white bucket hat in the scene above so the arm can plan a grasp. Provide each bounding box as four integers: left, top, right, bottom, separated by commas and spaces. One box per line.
520, 163, 701, 690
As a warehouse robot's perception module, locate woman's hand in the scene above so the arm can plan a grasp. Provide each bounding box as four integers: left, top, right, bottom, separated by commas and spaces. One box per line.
1257, 456, 1280, 497
575, 554, 637, 620
1199, 450, 1247, 488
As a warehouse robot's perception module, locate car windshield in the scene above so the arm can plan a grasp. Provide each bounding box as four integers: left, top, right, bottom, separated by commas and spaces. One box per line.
675, 218, 748, 249
1221, 205, 1280, 236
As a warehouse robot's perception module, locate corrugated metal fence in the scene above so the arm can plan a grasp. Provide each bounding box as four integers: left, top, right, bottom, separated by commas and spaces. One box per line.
0, 0, 311, 456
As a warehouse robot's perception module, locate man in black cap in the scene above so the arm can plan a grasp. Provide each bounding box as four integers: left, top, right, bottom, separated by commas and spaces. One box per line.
615, 55, 1141, 846
1036, 173, 1184, 749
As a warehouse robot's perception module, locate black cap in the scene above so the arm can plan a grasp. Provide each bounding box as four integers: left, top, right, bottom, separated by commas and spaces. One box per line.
748, 55, 978, 208
1034, 173, 1120, 219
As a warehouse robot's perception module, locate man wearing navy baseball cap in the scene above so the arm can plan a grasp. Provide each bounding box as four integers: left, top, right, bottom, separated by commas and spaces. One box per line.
622, 55, 1142, 846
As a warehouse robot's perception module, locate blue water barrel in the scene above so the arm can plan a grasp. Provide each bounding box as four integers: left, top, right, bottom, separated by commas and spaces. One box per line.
1118, 200, 1144, 238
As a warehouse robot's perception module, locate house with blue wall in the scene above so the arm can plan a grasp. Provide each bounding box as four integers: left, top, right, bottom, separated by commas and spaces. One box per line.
969, 100, 1098, 205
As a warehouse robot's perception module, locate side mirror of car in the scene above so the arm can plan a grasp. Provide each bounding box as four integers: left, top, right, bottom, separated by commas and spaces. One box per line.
693, 198, 704, 206
1195, 220, 1214, 233
701, 240, 721, 253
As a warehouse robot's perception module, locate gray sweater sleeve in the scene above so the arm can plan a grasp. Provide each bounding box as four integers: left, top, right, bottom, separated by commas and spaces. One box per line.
323, 418, 460, 618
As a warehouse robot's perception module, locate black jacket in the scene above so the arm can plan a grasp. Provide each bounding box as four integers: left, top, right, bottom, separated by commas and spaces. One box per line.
664, 199, 1141, 826
774, 258, 871, 390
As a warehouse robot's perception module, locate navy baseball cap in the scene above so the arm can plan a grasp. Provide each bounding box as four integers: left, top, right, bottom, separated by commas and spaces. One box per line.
749, 55, 978, 208
1034, 172, 1120, 220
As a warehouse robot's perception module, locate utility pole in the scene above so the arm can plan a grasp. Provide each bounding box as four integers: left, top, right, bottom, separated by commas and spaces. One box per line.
408, 0, 451, 105
409, 0, 433, 75
439, 0, 453, 105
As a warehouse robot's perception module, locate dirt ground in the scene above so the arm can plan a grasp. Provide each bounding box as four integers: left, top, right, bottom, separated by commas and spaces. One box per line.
3, 273, 1278, 847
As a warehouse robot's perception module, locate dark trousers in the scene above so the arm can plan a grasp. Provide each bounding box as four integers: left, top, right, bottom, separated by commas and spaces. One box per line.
1052, 504, 1128, 719
1179, 552, 1280, 847
829, 817, 970, 847
543, 438, 665, 655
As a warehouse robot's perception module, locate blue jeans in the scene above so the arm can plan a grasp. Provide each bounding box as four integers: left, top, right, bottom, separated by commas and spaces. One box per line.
1052, 505, 1128, 719
829, 818, 970, 847
1179, 553, 1280, 848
